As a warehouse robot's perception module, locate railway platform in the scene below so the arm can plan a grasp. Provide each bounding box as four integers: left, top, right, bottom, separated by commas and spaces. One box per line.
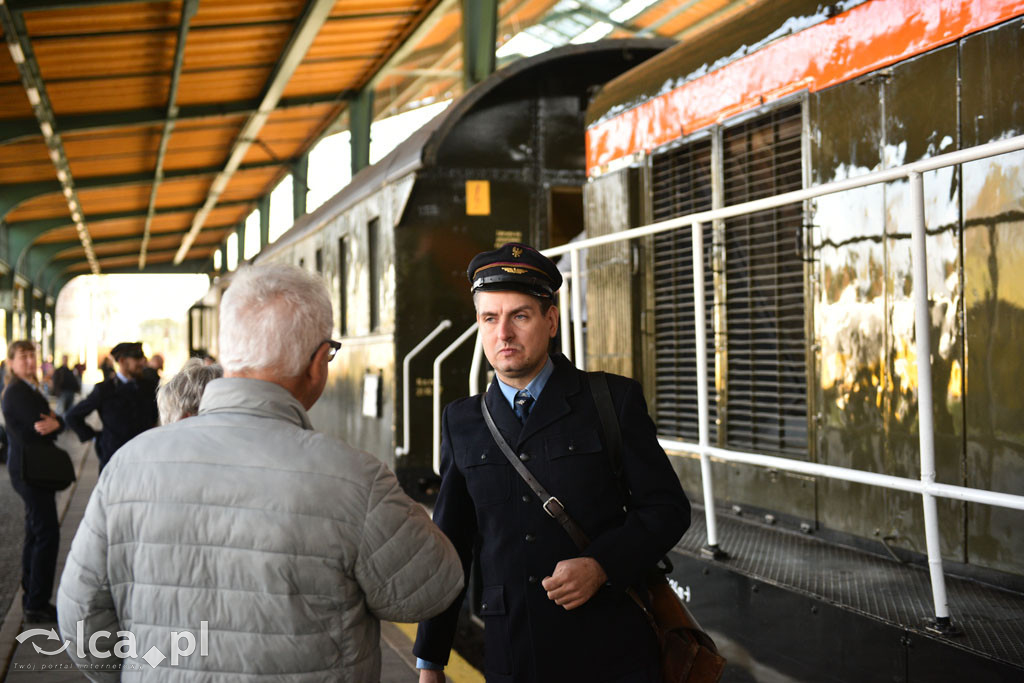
0, 433, 482, 683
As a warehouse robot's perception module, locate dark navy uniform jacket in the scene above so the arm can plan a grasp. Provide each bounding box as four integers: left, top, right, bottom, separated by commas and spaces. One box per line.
65, 375, 157, 466
2, 379, 64, 476
415, 353, 691, 682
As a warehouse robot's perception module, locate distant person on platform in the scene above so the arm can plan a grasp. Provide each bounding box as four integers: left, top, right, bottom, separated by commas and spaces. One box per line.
2, 340, 64, 623
64, 342, 158, 472
142, 352, 164, 386
98, 355, 114, 381
50, 354, 80, 416
59, 264, 464, 681
157, 357, 222, 424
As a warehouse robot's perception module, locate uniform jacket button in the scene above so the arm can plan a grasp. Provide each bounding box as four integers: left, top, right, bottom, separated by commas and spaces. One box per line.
525, 533, 535, 542
519, 452, 530, 462
521, 495, 531, 503
568, 442, 575, 452
481, 602, 487, 611
528, 575, 538, 584
480, 453, 487, 460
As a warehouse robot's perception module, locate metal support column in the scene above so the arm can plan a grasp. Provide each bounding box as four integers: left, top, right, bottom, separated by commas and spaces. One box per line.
460, 0, 497, 89
350, 89, 373, 176
259, 196, 271, 250
293, 153, 309, 220
236, 223, 245, 266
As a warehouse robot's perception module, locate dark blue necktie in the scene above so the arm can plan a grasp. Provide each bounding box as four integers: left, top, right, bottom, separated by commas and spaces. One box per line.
514, 390, 535, 424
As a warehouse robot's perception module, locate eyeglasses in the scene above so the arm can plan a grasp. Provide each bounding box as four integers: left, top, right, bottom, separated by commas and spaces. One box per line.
311, 339, 342, 362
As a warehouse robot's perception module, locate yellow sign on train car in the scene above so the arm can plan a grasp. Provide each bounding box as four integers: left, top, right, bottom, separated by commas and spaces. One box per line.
466, 180, 490, 215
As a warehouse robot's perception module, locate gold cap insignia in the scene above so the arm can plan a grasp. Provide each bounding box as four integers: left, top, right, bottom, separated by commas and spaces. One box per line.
512, 246, 523, 258
501, 266, 527, 274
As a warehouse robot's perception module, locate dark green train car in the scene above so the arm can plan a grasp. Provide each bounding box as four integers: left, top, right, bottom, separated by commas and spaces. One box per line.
212, 39, 670, 495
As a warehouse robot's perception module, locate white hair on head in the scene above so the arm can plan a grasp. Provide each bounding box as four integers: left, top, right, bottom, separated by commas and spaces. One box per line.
218, 264, 333, 377
158, 358, 224, 424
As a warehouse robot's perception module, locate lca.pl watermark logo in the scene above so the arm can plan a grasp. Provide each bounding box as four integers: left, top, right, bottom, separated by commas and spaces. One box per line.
16, 621, 209, 670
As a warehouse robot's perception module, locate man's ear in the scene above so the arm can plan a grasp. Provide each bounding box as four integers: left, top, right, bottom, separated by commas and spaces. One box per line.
547, 304, 559, 338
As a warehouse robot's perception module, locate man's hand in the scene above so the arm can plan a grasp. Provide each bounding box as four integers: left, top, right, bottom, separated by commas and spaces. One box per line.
34, 412, 60, 436
541, 557, 607, 610
418, 669, 445, 683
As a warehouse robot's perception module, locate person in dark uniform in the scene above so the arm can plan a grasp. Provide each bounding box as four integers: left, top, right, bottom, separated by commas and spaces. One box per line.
51, 354, 80, 416
2, 340, 64, 623
415, 243, 691, 682
65, 342, 158, 472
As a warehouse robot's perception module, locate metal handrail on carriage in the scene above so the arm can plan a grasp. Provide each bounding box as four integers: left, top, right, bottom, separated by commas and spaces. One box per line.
430, 133, 1024, 629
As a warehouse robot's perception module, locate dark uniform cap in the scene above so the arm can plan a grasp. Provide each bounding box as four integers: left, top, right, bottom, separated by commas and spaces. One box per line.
467, 243, 563, 299
110, 342, 145, 361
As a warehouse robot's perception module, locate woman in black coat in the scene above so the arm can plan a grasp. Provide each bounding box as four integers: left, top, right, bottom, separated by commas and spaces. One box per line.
2, 340, 64, 623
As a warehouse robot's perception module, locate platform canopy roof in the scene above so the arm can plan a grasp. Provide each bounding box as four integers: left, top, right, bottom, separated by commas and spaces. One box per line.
0, 0, 751, 291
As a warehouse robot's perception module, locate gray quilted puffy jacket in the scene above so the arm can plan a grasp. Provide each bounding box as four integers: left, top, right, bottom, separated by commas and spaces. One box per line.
58, 377, 463, 682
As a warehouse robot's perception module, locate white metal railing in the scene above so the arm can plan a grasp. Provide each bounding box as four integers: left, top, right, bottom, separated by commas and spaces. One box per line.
395, 320, 451, 457
428, 133, 1024, 626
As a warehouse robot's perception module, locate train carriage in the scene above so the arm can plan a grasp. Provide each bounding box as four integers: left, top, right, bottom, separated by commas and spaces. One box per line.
196, 39, 671, 494
581, 0, 1024, 678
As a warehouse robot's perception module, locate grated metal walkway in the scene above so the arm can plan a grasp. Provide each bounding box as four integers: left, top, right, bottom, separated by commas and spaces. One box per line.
674, 505, 1024, 670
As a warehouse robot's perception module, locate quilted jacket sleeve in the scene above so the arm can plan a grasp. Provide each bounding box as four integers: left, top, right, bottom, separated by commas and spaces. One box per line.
354, 460, 464, 623
57, 480, 121, 682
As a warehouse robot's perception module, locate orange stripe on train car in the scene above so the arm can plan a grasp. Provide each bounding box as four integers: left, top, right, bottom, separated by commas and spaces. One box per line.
585, 0, 1024, 175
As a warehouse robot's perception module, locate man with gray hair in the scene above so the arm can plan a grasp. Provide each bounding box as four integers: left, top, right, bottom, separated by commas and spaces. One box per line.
58, 264, 464, 681
156, 358, 223, 424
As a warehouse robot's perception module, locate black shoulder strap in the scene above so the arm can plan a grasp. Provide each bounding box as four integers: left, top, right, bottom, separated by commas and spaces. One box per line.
588, 371, 624, 485
480, 394, 591, 551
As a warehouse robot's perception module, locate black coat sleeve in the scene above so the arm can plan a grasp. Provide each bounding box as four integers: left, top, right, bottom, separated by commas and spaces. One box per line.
413, 403, 478, 666
582, 378, 691, 588
64, 383, 103, 442
2, 381, 64, 446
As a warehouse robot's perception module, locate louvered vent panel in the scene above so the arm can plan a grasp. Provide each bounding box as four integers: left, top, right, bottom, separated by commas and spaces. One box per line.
651, 139, 717, 443
721, 105, 808, 457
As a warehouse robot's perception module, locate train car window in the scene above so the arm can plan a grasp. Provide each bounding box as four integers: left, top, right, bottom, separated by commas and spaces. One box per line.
315, 248, 323, 274
721, 104, 807, 457
650, 138, 717, 444
338, 236, 348, 337
368, 217, 380, 332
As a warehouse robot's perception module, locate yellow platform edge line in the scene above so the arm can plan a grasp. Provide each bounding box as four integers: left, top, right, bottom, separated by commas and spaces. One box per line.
390, 622, 485, 683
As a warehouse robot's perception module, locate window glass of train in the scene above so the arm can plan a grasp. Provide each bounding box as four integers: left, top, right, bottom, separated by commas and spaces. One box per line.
315, 248, 323, 275
244, 211, 260, 260
338, 236, 348, 337
368, 218, 380, 332
226, 232, 238, 271
269, 176, 295, 244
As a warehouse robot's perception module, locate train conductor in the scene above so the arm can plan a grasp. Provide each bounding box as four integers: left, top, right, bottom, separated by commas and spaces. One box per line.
415, 243, 691, 682
65, 341, 158, 472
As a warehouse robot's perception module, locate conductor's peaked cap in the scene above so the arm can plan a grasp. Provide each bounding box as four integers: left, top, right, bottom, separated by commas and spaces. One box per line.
467, 243, 562, 299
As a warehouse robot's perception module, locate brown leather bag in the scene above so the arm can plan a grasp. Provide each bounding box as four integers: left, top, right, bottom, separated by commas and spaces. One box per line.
636, 573, 726, 683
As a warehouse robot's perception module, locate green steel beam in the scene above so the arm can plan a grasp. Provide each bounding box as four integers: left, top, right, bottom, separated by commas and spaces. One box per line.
139, 0, 199, 270
0, 94, 350, 147
7, 0, 153, 9
292, 153, 309, 220
5, 203, 248, 274
259, 196, 271, 251
0, 160, 279, 223
460, 0, 497, 89
350, 89, 373, 176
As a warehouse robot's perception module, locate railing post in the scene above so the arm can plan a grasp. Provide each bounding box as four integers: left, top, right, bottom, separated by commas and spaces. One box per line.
396, 319, 451, 457
559, 272, 573, 363
692, 220, 725, 559
433, 322, 481, 475
570, 247, 584, 370
909, 171, 956, 634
